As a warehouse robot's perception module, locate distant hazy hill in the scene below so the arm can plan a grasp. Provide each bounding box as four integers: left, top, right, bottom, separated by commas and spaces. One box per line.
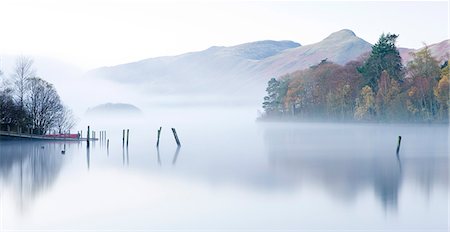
86, 103, 142, 116
253, 29, 373, 77
86, 29, 449, 103
86, 40, 300, 95
399, 39, 449, 64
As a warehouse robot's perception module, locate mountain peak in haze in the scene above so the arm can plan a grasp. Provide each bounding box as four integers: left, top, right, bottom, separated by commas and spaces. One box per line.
323, 29, 357, 41
206, 40, 301, 60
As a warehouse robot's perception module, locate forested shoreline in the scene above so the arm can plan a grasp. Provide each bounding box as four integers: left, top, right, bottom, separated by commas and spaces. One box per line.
261, 33, 449, 123
0, 57, 74, 135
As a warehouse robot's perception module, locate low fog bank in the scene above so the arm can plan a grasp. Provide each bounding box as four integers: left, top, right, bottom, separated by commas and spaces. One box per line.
2, 54, 266, 122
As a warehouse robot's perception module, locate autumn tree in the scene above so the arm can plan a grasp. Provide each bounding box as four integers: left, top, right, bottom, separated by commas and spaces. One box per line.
375, 71, 401, 120
434, 63, 449, 121
284, 71, 306, 115
405, 46, 441, 121
354, 86, 376, 121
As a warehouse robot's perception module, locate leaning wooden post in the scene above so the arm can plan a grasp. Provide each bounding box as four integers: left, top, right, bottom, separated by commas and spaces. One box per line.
126, 129, 130, 147
396, 136, 402, 154
156, 127, 162, 147
87, 126, 90, 147
171, 128, 181, 147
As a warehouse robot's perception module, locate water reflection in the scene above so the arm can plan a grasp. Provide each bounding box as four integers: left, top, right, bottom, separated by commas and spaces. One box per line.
263, 124, 448, 210
0, 141, 67, 212
86, 144, 90, 170
156, 147, 161, 166
172, 146, 181, 165
155, 146, 182, 166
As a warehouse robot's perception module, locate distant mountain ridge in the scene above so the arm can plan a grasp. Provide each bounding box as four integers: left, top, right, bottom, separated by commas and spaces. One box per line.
86, 29, 449, 102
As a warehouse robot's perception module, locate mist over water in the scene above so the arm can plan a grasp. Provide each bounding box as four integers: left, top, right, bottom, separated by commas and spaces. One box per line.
0, 107, 447, 231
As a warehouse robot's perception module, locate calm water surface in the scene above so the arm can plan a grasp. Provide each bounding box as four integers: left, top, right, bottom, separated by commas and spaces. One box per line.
0, 108, 448, 231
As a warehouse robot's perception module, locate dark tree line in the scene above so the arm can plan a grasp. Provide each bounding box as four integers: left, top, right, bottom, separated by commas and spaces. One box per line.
0, 57, 75, 135
262, 33, 449, 123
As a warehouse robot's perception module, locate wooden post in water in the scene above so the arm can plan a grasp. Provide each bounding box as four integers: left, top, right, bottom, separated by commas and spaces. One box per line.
87, 126, 90, 147
156, 127, 162, 147
122, 129, 125, 146
171, 128, 181, 147
126, 129, 130, 147
396, 136, 402, 154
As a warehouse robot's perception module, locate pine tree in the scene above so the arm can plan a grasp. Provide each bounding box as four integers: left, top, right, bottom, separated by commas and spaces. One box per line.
358, 33, 403, 92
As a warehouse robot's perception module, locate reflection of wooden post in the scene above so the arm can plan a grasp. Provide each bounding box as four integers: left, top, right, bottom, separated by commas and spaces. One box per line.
171, 128, 181, 146
396, 136, 402, 154
87, 126, 90, 147
126, 129, 130, 147
156, 127, 162, 147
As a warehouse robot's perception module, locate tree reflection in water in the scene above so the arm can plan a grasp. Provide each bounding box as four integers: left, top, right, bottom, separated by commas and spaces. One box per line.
263, 124, 448, 210
0, 141, 67, 212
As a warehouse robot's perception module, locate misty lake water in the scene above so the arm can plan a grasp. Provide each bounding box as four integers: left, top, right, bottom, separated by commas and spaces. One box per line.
0, 107, 448, 231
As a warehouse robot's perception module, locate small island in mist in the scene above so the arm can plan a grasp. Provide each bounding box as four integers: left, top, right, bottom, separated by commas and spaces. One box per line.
86, 103, 143, 117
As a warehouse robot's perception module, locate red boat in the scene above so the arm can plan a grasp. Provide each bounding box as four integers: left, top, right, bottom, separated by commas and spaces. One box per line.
44, 134, 80, 139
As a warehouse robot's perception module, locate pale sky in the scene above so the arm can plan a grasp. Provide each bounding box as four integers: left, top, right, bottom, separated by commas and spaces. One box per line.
0, 0, 448, 70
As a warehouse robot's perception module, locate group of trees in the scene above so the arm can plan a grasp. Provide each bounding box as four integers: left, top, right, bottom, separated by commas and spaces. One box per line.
0, 57, 74, 135
262, 33, 449, 123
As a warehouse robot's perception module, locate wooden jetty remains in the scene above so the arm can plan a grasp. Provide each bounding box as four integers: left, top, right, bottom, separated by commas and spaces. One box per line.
0, 130, 98, 141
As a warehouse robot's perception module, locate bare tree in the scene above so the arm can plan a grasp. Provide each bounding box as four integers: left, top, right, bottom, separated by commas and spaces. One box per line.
26, 77, 64, 134
56, 107, 76, 133
13, 56, 35, 108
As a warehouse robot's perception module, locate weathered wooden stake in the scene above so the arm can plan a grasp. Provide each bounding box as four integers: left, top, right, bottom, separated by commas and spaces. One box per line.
396, 136, 402, 154
171, 128, 181, 146
122, 129, 125, 146
156, 127, 162, 147
126, 129, 130, 147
